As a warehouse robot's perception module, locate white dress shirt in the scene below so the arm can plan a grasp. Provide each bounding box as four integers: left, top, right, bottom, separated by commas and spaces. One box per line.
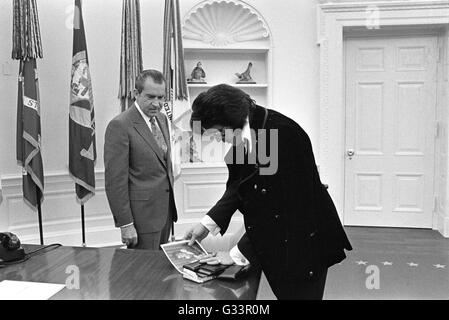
135, 102, 162, 133
200, 117, 252, 266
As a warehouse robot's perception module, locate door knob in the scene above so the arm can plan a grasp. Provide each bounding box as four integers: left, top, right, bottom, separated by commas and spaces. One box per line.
347, 149, 355, 160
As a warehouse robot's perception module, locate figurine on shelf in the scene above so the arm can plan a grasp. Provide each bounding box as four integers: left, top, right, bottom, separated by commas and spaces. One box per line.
235, 62, 256, 84
187, 62, 206, 83
189, 135, 202, 163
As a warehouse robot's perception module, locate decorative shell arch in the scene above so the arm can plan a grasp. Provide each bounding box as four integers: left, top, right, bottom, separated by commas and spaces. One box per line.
183, 0, 271, 47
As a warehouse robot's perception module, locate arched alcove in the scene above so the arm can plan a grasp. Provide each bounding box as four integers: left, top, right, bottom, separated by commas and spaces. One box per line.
183, 0, 271, 48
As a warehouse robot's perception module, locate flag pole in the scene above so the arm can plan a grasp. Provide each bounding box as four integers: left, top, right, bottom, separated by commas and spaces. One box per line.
70, 0, 96, 248
37, 190, 44, 245
81, 204, 86, 247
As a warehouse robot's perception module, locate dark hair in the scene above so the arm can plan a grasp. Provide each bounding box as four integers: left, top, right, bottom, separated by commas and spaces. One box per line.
135, 69, 165, 93
190, 84, 255, 130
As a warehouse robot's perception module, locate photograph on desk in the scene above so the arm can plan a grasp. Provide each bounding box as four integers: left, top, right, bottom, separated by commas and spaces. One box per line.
161, 240, 250, 284
161, 240, 225, 284
160, 240, 209, 274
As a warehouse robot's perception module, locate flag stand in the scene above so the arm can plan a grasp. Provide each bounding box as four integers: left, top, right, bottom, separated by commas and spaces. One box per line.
81, 205, 86, 247
37, 190, 44, 245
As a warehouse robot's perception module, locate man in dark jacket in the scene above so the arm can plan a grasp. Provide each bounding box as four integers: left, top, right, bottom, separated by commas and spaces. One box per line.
184, 84, 352, 300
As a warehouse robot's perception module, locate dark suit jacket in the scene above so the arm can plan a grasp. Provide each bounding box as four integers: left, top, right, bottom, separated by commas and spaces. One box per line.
104, 104, 177, 234
206, 105, 352, 296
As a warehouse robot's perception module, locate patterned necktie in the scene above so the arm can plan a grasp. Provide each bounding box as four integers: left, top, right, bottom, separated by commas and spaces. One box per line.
150, 117, 168, 155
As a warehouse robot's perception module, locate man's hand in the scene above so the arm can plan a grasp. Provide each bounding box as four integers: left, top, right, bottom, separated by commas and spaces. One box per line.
121, 224, 138, 248
193, 252, 235, 265
216, 251, 235, 265
184, 223, 209, 245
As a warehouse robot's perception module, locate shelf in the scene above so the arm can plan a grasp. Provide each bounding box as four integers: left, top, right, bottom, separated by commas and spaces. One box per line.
188, 83, 268, 89
184, 46, 269, 54
181, 162, 227, 169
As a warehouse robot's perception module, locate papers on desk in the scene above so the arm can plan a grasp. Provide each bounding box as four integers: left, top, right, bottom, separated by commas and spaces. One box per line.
160, 240, 208, 274
161, 240, 226, 283
0, 280, 65, 300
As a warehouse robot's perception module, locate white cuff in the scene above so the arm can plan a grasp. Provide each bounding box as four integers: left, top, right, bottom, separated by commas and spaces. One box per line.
230, 245, 250, 266
200, 215, 221, 236
120, 222, 134, 228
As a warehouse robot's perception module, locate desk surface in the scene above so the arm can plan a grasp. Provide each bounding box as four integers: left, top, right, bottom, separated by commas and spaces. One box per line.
0, 245, 260, 300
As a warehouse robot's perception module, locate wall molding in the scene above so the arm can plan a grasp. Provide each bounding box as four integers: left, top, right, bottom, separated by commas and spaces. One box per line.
0, 170, 113, 246
320, 1, 449, 13
438, 213, 449, 237
174, 162, 244, 244
182, 180, 227, 214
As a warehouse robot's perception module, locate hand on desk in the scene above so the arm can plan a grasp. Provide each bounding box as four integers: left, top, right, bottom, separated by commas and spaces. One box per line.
184, 223, 209, 246
216, 251, 235, 265
195, 251, 234, 266
121, 224, 138, 248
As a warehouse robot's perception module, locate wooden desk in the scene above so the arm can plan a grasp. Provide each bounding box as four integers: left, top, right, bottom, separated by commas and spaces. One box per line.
0, 245, 261, 300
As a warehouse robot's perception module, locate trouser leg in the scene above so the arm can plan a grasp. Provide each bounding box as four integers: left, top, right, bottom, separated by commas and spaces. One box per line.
273, 268, 328, 300
159, 212, 173, 246
134, 232, 161, 250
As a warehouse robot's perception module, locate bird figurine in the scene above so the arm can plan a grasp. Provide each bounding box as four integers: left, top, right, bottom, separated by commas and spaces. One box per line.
188, 62, 206, 83
235, 62, 255, 84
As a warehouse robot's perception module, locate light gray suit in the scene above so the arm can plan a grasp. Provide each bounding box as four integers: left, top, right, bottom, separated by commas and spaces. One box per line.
104, 104, 177, 249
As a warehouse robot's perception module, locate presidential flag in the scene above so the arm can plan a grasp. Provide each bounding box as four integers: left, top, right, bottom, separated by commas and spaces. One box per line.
16, 59, 44, 209
69, 0, 96, 204
163, 0, 189, 120
163, 0, 190, 179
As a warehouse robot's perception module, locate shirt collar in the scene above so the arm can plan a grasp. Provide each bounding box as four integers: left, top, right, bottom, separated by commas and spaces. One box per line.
242, 117, 252, 154
135, 102, 151, 123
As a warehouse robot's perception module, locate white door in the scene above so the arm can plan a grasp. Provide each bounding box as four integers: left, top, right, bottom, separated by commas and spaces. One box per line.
344, 35, 438, 228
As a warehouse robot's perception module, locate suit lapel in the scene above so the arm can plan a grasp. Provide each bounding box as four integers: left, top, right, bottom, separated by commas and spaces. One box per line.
130, 105, 167, 169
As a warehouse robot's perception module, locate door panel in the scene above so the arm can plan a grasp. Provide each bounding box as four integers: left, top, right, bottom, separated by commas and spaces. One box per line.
344, 35, 437, 228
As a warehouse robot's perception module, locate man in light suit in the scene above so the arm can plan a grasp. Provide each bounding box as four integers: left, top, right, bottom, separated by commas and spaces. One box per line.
104, 70, 177, 250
